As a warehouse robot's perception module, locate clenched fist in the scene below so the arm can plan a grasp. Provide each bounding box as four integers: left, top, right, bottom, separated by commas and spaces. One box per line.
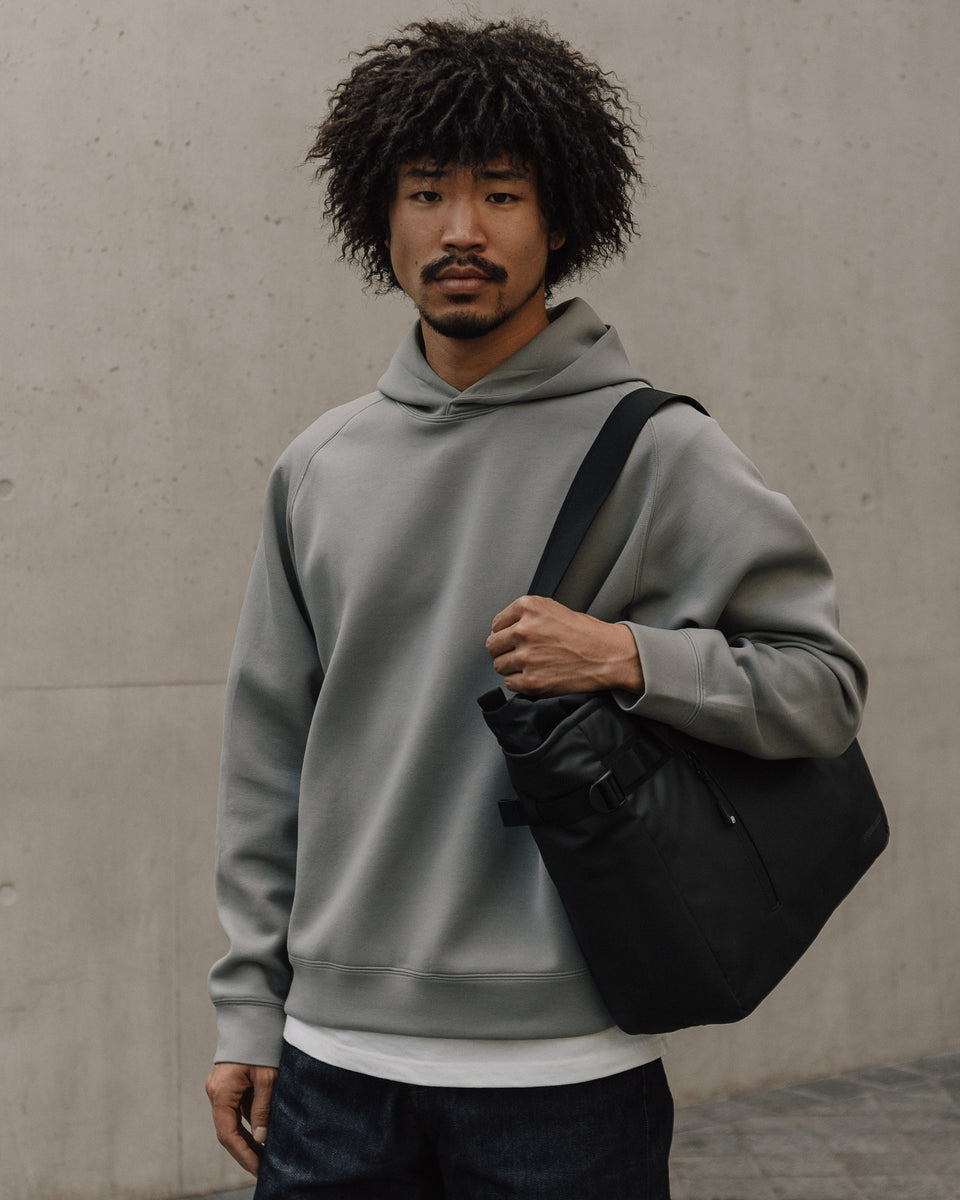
485, 595, 644, 696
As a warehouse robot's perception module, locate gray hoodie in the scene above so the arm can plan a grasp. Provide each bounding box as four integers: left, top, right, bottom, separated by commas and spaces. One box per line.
209, 298, 866, 1066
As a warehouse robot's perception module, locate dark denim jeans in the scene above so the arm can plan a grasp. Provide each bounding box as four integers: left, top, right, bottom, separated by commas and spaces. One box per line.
254, 1040, 672, 1199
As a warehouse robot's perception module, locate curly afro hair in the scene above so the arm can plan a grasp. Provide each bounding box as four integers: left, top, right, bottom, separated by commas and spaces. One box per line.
306, 18, 642, 293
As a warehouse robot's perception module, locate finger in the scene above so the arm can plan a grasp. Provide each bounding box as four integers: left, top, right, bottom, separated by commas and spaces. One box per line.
490, 597, 528, 634
211, 1097, 263, 1177
485, 628, 516, 658
492, 638, 530, 675
502, 671, 554, 697
492, 654, 512, 678
249, 1072, 276, 1146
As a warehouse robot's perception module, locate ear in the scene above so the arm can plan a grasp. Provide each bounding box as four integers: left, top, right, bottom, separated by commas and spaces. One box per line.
549, 230, 566, 252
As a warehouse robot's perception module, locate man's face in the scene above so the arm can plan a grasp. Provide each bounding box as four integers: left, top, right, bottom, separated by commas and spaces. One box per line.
386, 156, 565, 342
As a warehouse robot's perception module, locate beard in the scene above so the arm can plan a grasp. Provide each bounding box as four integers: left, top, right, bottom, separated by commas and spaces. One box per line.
416, 276, 546, 341
417, 297, 511, 340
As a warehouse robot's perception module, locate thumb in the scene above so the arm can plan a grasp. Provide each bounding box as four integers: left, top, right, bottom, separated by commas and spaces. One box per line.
249, 1069, 276, 1145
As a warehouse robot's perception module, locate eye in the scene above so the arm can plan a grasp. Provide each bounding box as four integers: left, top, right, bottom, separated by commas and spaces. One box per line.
487, 192, 518, 205
412, 190, 441, 203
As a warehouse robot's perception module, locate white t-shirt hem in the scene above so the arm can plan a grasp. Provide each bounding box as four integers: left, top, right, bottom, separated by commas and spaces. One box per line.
283, 1015, 666, 1088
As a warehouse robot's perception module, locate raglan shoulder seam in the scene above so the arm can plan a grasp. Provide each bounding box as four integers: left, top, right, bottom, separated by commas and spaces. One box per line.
288, 393, 386, 519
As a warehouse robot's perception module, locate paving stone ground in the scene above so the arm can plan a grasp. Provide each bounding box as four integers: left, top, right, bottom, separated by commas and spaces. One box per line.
670, 1052, 960, 1200
189, 1051, 960, 1200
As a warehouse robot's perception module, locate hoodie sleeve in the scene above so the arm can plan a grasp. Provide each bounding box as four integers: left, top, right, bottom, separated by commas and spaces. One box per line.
207, 452, 323, 1067
616, 404, 867, 759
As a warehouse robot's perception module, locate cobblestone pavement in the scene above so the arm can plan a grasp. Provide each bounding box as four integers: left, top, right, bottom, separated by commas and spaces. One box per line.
190, 1052, 960, 1200
671, 1052, 960, 1200
188, 1191, 255, 1200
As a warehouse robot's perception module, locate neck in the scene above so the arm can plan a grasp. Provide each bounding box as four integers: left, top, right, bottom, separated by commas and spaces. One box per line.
420, 304, 551, 392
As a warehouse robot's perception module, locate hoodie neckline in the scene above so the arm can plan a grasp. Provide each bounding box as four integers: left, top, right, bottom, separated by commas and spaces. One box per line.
377, 298, 639, 418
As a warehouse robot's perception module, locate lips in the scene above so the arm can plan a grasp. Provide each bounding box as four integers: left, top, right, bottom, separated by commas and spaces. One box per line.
434, 270, 492, 295
435, 267, 489, 281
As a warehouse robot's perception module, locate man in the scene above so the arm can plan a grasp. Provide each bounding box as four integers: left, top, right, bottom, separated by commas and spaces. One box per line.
206, 19, 866, 1198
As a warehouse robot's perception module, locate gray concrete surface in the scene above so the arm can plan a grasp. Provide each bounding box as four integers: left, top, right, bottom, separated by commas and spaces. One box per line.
187, 1052, 960, 1200
3, 2, 960, 1198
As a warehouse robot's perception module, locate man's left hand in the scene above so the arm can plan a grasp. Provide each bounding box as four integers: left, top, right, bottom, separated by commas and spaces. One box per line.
486, 595, 644, 696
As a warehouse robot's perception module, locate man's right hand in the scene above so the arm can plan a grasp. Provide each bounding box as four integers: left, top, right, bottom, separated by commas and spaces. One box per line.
205, 1061, 278, 1177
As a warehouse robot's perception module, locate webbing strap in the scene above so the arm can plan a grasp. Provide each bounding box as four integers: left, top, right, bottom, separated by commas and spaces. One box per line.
497, 737, 672, 828
529, 388, 707, 603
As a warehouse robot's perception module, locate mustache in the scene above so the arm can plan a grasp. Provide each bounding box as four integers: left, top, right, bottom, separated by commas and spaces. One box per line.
420, 254, 509, 285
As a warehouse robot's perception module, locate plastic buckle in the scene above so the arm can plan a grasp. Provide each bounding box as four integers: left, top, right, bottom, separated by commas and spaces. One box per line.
588, 770, 626, 813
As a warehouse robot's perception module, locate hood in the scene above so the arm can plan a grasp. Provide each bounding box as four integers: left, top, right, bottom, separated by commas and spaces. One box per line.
377, 298, 639, 416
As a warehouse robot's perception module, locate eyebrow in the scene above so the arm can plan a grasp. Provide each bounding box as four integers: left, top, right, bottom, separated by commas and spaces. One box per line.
399, 164, 530, 183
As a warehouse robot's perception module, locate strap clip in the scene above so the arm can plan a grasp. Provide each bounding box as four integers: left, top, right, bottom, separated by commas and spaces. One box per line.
588, 770, 627, 813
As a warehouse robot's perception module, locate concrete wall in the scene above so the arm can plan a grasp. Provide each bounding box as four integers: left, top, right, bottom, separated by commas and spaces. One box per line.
1, 1, 957, 1196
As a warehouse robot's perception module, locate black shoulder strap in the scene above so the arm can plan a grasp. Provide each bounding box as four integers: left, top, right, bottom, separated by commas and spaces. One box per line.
529, 388, 707, 599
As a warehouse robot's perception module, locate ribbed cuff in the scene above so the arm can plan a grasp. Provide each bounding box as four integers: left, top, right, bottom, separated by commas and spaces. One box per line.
613, 623, 703, 728
214, 1000, 287, 1067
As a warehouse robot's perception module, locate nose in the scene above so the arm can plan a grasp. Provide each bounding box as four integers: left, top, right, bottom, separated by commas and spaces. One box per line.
441, 199, 486, 254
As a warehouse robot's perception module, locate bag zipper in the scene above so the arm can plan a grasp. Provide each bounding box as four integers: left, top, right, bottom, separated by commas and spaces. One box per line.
685, 751, 781, 911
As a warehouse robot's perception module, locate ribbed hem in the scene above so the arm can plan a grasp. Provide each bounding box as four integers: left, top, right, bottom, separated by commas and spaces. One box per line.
285, 958, 614, 1039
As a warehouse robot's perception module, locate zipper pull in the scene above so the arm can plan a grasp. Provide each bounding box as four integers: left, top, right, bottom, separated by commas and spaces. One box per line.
687, 753, 738, 825
716, 793, 738, 826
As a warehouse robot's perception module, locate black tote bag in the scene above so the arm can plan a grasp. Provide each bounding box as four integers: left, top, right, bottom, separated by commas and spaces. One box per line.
479, 389, 888, 1033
